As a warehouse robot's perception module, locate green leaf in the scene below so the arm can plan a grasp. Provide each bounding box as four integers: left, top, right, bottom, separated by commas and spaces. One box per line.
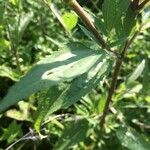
142, 6, 150, 30
34, 56, 112, 132
142, 6, 150, 22
41, 58, 111, 128
79, 24, 105, 47
102, 0, 130, 32
94, 17, 108, 36
127, 60, 145, 84
5, 101, 32, 122
79, 24, 95, 41
102, 0, 115, 32
0, 65, 20, 81
97, 95, 106, 113
0, 1, 4, 25
0, 38, 10, 49
50, 3, 67, 31
34, 84, 68, 132
0, 120, 22, 144
18, 12, 34, 41
9, 11, 33, 45
54, 119, 89, 150
0, 43, 107, 112
116, 126, 150, 150
116, 7, 137, 38
62, 12, 78, 32
123, 83, 143, 98
9, 0, 20, 6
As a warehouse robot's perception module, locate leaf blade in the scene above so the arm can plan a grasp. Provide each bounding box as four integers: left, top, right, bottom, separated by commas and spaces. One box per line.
116, 126, 150, 150
34, 57, 112, 131
0, 43, 106, 112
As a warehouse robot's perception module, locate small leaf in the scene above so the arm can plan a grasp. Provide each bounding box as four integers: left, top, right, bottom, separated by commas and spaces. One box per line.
0, 121, 22, 144
5, 101, 32, 122
79, 24, 95, 41
54, 119, 89, 150
116, 126, 150, 150
50, 3, 68, 31
18, 12, 34, 41
62, 12, 78, 32
9, 0, 20, 6
97, 95, 106, 113
127, 60, 145, 84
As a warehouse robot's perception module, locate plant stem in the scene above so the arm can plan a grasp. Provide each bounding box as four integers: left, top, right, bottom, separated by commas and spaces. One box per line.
99, 59, 122, 133
64, 0, 145, 139
12, 47, 21, 72
99, 24, 143, 137
131, 0, 140, 10
137, 0, 150, 10
64, 0, 119, 58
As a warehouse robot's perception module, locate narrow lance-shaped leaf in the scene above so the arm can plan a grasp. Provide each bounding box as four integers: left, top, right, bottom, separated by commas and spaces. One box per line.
79, 24, 95, 41
34, 57, 112, 132
0, 43, 106, 113
116, 7, 137, 38
127, 60, 145, 84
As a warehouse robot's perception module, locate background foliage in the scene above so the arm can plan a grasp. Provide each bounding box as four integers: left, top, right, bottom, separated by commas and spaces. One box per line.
0, 0, 150, 149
